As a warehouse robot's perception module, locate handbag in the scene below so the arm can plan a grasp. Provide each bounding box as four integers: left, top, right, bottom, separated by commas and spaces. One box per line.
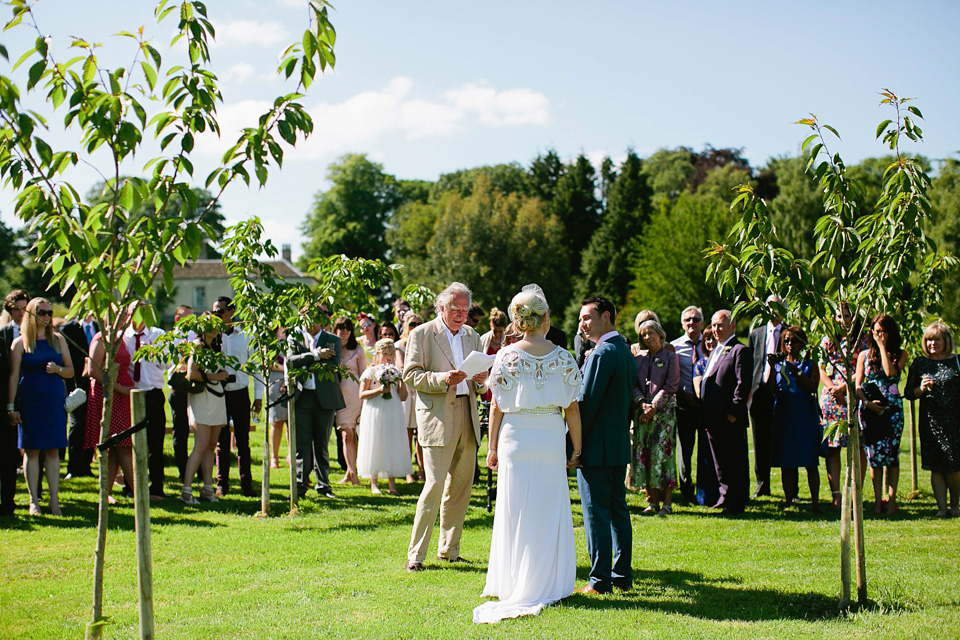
169, 361, 205, 394
860, 380, 894, 446
64, 388, 86, 412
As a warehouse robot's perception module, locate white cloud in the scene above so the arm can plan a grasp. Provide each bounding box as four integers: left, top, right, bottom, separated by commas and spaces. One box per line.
194, 76, 551, 159
213, 19, 289, 48
222, 62, 257, 85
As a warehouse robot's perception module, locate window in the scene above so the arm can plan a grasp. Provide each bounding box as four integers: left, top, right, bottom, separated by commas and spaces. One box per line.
194, 286, 206, 310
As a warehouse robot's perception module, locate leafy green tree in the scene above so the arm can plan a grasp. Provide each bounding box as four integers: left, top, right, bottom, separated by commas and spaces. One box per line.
299, 153, 403, 266
624, 170, 749, 338
429, 162, 530, 200
707, 91, 956, 608
928, 157, 960, 324
564, 150, 650, 334
422, 174, 570, 312
643, 147, 695, 204
765, 153, 823, 261
528, 148, 563, 202
0, 1, 336, 635
550, 153, 601, 273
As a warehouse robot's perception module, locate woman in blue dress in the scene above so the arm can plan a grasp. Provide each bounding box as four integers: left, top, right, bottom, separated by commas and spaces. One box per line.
7, 298, 74, 516
767, 326, 822, 512
855, 313, 908, 516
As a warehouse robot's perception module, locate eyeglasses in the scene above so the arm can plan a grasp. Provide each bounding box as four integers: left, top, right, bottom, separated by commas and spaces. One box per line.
36, 309, 54, 318
783, 338, 799, 344
683, 317, 702, 323
407, 322, 421, 329
359, 321, 373, 330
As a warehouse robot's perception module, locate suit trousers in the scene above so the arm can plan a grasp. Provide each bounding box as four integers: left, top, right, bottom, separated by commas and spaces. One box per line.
706, 420, 750, 511
66, 402, 93, 476
169, 389, 189, 483
217, 388, 252, 494
143, 388, 167, 496
294, 392, 336, 494
577, 465, 633, 591
0, 419, 19, 515
407, 398, 477, 563
675, 403, 697, 500
749, 384, 774, 495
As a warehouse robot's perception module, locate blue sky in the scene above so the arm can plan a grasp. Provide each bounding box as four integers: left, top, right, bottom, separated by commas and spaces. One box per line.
1, 0, 958, 259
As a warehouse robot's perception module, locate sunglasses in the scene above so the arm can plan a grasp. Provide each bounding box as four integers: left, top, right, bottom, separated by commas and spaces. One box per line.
407, 322, 421, 329
36, 309, 54, 318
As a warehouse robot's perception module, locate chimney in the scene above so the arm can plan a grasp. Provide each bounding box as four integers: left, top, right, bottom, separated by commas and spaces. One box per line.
282, 244, 292, 263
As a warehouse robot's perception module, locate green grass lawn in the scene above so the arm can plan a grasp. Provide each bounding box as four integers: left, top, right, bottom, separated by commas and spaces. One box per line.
2, 422, 958, 639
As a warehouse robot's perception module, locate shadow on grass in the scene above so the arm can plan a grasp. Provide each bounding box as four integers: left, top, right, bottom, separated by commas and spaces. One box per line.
568, 568, 839, 621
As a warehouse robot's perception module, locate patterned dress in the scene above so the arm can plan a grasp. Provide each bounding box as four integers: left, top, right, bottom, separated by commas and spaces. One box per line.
905, 356, 960, 473
858, 358, 904, 468
819, 334, 869, 447
630, 348, 679, 490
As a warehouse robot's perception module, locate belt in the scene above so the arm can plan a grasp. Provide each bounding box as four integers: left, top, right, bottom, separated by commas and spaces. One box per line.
456, 394, 469, 399
505, 407, 560, 415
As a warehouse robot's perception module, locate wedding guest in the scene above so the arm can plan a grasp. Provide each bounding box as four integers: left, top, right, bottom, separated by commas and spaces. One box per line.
479, 307, 508, 355
466, 304, 485, 330
693, 327, 719, 506
266, 326, 287, 469
0, 289, 29, 348
819, 302, 868, 507
855, 313, 908, 516
334, 316, 365, 486
357, 339, 411, 495
181, 315, 230, 505
84, 316, 135, 505
748, 295, 784, 498
397, 313, 424, 481
379, 321, 400, 342
357, 313, 378, 364
768, 326, 822, 512
632, 319, 680, 515
60, 312, 98, 479
393, 298, 411, 327
905, 322, 960, 517
7, 298, 73, 515
0, 332, 12, 517
631, 310, 662, 357
671, 305, 704, 503
123, 310, 168, 500
169, 304, 195, 483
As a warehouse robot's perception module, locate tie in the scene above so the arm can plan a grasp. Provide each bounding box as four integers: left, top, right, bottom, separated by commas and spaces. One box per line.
134, 331, 143, 382
691, 338, 700, 366
84, 323, 94, 344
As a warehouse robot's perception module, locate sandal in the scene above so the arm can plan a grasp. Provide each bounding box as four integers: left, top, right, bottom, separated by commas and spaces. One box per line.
199, 487, 219, 503
180, 489, 200, 506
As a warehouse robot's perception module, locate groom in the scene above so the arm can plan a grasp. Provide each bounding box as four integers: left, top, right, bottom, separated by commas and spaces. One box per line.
575, 296, 637, 594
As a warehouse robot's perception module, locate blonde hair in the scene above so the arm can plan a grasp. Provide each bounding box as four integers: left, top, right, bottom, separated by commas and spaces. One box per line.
488, 307, 508, 329
21, 297, 60, 354
634, 310, 661, 337
509, 290, 549, 333
374, 338, 396, 364
923, 322, 954, 356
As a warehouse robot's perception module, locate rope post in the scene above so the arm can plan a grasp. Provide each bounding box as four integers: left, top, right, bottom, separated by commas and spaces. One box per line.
909, 399, 919, 493
130, 390, 155, 639
261, 398, 271, 516
287, 370, 298, 511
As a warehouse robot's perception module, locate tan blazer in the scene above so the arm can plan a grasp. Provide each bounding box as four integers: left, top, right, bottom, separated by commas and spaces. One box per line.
402, 317, 483, 446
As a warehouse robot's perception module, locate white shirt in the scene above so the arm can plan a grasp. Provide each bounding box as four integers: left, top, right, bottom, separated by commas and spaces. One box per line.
762, 321, 782, 382
122, 326, 166, 390
441, 321, 469, 396
220, 327, 263, 399
704, 334, 738, 380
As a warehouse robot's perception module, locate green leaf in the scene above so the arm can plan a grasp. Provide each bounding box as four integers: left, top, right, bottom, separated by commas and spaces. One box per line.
875, 119, 892, 139
140, 60, 157, 91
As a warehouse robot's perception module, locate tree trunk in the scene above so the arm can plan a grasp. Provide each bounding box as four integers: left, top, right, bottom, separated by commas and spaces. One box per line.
261, 398, 271, 516
846, 371, 868, 605
87, 334, 117, 640
909, 399, 918, 493
131, 390, 155, 640
287, 370, 298, 513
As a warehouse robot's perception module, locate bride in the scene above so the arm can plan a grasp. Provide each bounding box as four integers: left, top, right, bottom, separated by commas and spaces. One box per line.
473, 286, 583, 624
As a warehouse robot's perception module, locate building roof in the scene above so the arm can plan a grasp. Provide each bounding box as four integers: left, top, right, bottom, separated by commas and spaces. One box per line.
172, 259, 307, 280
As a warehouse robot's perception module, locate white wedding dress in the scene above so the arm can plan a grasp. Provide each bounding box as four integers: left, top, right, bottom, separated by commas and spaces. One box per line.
473, 345, 582, 624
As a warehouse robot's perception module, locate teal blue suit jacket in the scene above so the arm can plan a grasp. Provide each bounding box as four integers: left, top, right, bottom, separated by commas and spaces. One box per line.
578, 333, 637, 467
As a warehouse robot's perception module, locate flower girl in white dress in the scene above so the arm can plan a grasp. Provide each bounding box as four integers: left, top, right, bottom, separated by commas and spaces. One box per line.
356, 339, 413, 495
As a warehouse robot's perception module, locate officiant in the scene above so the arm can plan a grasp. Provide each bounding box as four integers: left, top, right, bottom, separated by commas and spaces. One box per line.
402, 282, 489, 572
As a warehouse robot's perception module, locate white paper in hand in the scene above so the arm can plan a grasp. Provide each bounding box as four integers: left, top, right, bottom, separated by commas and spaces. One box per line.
459, 350, 496, 377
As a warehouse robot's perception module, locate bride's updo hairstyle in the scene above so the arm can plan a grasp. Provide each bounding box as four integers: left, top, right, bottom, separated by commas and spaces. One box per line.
509, 289, 549, 334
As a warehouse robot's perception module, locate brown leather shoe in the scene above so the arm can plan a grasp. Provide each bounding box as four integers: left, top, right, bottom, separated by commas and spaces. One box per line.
578, 584, 610, 595
405, 560, 425, 572
437, 556, 471, 564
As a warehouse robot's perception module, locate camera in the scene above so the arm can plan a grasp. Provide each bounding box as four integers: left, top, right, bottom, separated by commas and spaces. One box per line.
766, 353, 786, 365
226, 374, 237, 384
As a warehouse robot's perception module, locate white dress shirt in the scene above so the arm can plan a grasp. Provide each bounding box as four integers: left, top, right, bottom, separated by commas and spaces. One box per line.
441, 322, 469, 396
704, 334, 738, 380
221, 327, 263, 399
122, 326, 167, 391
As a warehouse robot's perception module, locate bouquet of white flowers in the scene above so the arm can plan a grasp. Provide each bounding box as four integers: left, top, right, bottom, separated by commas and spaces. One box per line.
379, 364, 401, 399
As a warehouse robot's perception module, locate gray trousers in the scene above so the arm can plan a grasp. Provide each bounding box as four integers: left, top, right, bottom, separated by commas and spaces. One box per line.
294, 392, 335, 494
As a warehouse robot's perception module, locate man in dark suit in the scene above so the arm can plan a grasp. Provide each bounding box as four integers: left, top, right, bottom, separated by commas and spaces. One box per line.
747, 295, 783, 498
701, 309, 753, 515
60, 315, 98, 478
168, 305, 194, 483
0, 334, 15, 516
575, 296, 637, 594
287, 304, 345, 498
0, 289, 29, 350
